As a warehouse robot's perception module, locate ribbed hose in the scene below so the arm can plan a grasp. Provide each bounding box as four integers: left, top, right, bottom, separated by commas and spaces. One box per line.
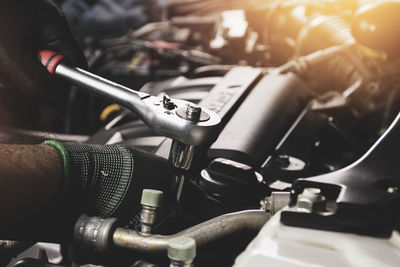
290, 15, 362, 93
295, 15, 355, 56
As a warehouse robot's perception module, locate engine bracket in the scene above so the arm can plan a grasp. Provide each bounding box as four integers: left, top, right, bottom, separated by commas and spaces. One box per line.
281, 112, 400, 237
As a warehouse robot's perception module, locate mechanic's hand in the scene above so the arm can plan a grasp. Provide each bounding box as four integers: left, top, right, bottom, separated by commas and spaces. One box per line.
42, 141, 171, 221
0, 0, 86, 96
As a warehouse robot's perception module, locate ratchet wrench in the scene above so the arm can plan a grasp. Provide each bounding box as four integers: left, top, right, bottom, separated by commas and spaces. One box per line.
39, 50, 221, 147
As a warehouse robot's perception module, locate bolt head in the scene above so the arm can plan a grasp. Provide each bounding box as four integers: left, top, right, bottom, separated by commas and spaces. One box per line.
276, 155, 306, 171
263, 196, 273, 212
186, 104, 202, 122
297, 188, 326, 213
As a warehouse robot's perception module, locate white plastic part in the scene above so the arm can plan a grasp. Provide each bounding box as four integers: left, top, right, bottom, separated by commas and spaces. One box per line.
234, 211, 400, 267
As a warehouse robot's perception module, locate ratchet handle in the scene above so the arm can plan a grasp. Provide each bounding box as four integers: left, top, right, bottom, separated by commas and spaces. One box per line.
38, 49, 147, 110
38, 50, 221, 147
39, 50, 65, 74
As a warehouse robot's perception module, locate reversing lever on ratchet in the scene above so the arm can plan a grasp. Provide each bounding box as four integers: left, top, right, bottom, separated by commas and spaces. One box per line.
38, 50, 221, 146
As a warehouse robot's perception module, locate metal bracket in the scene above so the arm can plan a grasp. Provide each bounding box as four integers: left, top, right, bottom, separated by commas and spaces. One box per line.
281, 112, 400, 237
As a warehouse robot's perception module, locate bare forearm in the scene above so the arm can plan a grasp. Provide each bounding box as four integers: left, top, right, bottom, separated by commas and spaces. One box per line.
0, 144, 62, 229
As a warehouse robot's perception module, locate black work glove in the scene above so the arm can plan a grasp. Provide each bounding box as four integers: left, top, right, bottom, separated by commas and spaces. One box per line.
0, 0, 86, 100
42, 141, 171, 219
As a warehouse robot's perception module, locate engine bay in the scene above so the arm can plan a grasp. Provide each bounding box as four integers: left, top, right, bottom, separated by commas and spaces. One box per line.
2, 0, 400, 266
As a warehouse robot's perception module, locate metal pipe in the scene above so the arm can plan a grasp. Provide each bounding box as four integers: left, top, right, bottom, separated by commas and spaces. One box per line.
275, 45, 350, 75
113, 210, 269, 253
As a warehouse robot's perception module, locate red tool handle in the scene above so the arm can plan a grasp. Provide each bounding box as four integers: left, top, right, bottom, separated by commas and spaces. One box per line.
38, 50, 65, 74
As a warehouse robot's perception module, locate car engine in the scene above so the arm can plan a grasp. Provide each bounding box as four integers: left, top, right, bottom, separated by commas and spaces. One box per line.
1, 0, 400, 266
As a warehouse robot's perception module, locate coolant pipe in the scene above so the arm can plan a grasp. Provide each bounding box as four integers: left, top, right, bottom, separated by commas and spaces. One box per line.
113, 210, 269, 254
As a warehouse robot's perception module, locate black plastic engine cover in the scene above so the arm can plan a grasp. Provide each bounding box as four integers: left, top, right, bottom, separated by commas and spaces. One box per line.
208, 73, 312, 167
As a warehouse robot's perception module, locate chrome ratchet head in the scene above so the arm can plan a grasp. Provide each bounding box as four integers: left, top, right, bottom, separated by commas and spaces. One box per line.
139, 94, 221, 146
